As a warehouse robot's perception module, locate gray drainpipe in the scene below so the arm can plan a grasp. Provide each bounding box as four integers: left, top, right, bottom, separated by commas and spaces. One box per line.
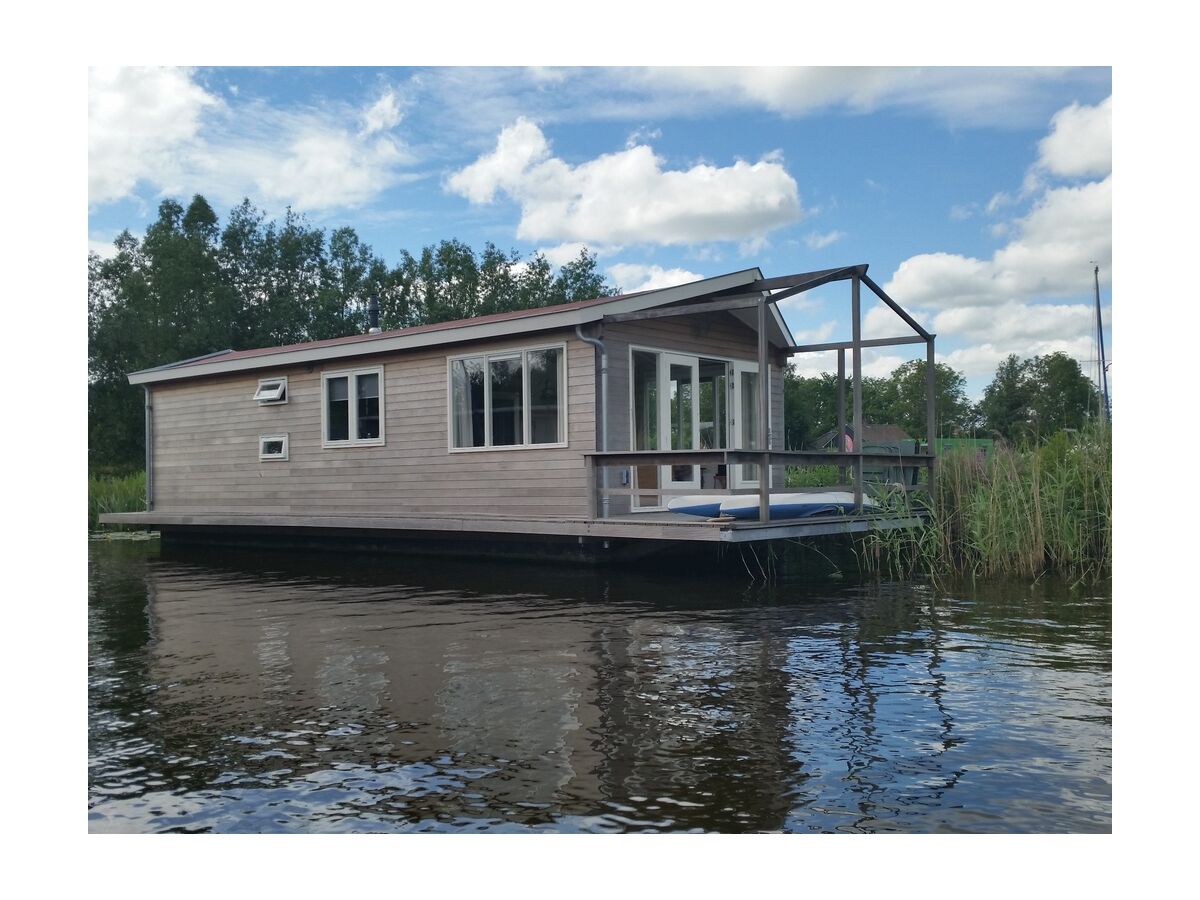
144, 386, 154, 511
575, 323, 609, 518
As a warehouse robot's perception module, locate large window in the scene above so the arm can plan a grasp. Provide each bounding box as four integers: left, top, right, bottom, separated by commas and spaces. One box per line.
449, 345, 566, 450
322, 366, 385, 447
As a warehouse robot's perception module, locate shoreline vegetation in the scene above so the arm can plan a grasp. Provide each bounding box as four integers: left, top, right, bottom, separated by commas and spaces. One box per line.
89, 424, 1111, 582
858, 424, 1111, 583
88, 470, 145, 531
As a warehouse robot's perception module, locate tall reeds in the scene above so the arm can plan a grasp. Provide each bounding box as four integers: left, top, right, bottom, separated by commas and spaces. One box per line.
88, 471, 146, 530
860, 424, 1111, 581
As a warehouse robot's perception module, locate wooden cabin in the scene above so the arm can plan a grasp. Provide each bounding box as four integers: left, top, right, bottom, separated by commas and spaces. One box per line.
101, 265, 937, 561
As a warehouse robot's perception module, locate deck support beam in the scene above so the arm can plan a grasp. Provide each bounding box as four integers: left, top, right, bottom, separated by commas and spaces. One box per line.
758, 294, 770, 523
837, 349, 847, 485
926, 335, 937, 499
851, 272, 864, 512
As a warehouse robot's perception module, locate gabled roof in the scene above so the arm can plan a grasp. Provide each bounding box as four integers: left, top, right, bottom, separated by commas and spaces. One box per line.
128, 268, 793, 385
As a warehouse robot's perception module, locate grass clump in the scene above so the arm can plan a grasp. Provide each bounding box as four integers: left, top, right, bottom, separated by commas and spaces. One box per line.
89, 470, 146, 531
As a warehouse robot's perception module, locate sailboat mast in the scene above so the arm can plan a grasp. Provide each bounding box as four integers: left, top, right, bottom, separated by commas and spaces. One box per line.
1093, 264, 1111, 420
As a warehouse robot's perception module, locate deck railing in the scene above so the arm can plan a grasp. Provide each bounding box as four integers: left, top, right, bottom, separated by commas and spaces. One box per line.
584, 449, 934, 520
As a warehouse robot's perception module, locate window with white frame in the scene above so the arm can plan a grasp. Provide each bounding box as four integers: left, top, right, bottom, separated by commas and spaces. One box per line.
253, 376, 288, 404
322, 366, 384, 446
449, 345, 566, 449
259, 433, 289, 460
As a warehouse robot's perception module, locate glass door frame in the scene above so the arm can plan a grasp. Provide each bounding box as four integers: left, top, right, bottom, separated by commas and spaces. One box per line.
628, 345, 768, 510
660, 352, 701, 492
730, 359, 766, 490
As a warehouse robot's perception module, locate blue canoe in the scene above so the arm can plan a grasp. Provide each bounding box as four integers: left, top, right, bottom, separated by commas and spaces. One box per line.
667, 491, 876, 520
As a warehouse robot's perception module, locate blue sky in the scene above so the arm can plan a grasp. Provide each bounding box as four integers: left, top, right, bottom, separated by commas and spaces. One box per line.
88, 67, 1112, 397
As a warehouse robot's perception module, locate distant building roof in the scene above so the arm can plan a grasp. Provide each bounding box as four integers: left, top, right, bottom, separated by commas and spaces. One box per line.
812, 424, 914, 448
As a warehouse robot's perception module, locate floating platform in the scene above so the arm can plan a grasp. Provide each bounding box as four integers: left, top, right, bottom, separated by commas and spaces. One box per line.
100, 508, 926, 564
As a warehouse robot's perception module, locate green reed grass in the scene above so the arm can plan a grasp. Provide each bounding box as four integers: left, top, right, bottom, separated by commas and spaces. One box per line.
785, 464, 841, 488
858, 424, 1111, 582
88, 471, 146, 530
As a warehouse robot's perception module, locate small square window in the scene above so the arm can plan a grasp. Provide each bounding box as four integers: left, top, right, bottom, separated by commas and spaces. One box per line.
254, 377, 288, 404
259, 433, 289, 460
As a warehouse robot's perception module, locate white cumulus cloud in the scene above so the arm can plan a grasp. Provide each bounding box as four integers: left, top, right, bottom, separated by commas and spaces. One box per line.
361, 90, 403, 134
1036, 95, 1111, 179
633, 67, 1107, 128
607, 263, 704, 293
537, 242, 619, 267
253, 130, 408, 211
89, 66, 219, 205
932, 301, 1108, 345
790, 320, 838, 344
89, 68, 416, 213
805, 230, 845, 250
884, 175, 1111, 308
446, 118, 803, 247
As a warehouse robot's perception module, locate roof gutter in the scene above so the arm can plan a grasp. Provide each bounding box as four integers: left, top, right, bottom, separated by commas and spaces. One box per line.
144, 386, 154, 511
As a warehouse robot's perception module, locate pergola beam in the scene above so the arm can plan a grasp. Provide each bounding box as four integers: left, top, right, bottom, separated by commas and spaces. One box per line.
861, 273, 931, 340
601, 293, 762, 323
742, 266, 861, 292
788, 334, 927, 354
754, 265, 867, 307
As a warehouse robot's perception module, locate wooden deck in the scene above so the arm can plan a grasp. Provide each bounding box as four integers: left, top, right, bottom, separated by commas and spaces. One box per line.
100, 508, 925, 544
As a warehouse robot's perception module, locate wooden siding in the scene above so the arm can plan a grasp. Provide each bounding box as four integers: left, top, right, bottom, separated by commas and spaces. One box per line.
150, 330, 596, 519
148, 311, 787, 521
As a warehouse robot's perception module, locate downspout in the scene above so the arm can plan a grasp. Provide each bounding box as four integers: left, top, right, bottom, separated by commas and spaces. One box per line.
144, 385, 154, 511
575, 323, 609, 518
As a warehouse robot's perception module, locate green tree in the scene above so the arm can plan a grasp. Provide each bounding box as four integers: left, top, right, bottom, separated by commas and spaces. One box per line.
89, 197, 619, 469
979, 354, 1035, 443
1028, 352, 1101, 436
552, 247, 615, 304
885, 359, 974, 440
782, 370, 839, 449
517, 254, 556, 310
979, 352, 1099, 443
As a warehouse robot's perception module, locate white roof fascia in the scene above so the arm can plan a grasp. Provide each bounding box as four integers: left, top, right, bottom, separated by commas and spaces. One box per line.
128, 268, 764, 385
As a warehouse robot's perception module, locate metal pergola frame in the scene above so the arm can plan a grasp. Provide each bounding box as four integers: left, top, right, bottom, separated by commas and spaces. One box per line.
592, 263, 937, 522
743, 264, 936, 516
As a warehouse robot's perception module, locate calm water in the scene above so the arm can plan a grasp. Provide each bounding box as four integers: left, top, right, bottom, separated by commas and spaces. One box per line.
88, 538, 1111, 833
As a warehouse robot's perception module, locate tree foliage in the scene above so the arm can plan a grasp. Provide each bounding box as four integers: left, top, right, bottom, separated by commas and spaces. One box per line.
783, 360, 975, 448
978, 352, 1100, 443
89, 195, 615, 469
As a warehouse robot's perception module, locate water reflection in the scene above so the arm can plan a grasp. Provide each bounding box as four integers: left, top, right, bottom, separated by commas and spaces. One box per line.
88, 540, 1111, 833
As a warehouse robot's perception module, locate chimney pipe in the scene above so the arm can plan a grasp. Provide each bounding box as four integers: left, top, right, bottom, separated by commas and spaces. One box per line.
367, 294, 381, 334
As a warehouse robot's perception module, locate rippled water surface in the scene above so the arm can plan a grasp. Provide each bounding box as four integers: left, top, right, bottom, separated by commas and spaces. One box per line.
88, 539, 1111, 833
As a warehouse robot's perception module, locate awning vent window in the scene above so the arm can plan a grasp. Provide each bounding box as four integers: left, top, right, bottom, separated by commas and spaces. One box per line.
254, 377, 288, 404
259, 433, 289, 461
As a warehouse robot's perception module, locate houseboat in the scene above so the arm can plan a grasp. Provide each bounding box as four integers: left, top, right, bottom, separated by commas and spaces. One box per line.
101, 264, 938, 562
